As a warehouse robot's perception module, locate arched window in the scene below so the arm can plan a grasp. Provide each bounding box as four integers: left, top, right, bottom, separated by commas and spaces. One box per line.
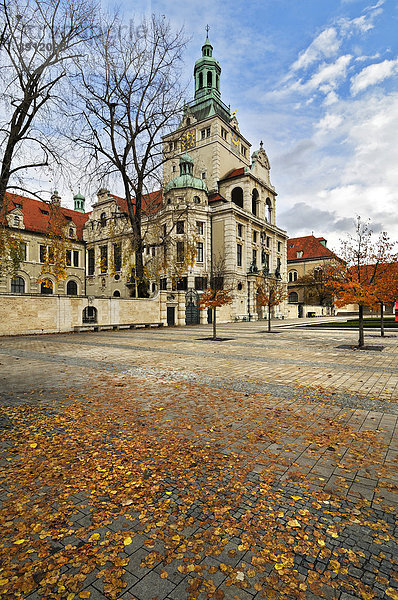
231, 187, 243, 209
11, 276, 25, 294
66, 280, 78, 295
266, 197, 272, 221
186, 117, 191, 125
198, 72, 203, 89
83, 306, 97, 323
314, 267, 323, 280
207, 71, 212, 87
193, 196, 200, 204
40, 279, 53, 294
288, 292, 298, 303
113, 290, 121, 297
100, 212, 107, 227
252, 188, 259, 216
216, 74, 219, 90
288, 270, 298, 282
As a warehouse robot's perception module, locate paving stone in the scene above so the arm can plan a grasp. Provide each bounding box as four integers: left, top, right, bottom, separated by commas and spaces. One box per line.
127, 570, 176, 600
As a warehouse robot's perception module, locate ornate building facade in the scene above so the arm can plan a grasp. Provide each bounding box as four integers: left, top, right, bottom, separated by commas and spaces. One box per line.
1, 33, 288, 326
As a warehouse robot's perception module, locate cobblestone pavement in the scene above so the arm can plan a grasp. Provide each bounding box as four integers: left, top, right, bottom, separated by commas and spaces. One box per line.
0, 321, 397, 600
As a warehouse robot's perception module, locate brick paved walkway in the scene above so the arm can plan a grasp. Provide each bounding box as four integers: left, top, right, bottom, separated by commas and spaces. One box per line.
0, 322, 397, 600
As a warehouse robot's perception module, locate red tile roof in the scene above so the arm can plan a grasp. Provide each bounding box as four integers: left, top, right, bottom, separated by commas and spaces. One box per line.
208, 192, 227, 203
287, 235, 338, 262
220, 167, 245, 181
3, 192, 89, 240
110, 190, 163, 216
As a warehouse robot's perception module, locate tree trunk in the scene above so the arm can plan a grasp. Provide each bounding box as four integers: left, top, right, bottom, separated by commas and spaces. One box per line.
380, 302, 384, 337
268, 303, 271, 332
213, 307, 217, 340
358, 304, 364, 348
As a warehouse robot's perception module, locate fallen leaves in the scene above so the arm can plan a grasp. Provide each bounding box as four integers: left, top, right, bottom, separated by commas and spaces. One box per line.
0, 373, 396, 600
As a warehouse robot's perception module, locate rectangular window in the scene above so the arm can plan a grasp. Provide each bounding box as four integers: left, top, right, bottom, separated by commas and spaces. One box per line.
88, 248, 95, 275
113, 243, 121, 272
152, 247, 156, 257
176, 277, 187, 291
206, 127, 211, 137
266, 236, 270, 248
252, 249, 257, 266
201, 128, 206, 140
48, 247, 54, 264
73, 250, 79, 267
213, 276, 224, 290
278, 241, 281, 252
177, 241, 184, 263
253, 231, 257, 243
39, 244, 46, 263
221, 127, 228, 140
241, 146, 247, 157
100, 245, 108, 273
66, 250, 72, 266
195, 276, 207, 290
160, 278, 167, 291
176, 220, 184, 234
196, 241, 204, 263
196, 221, 204, 235
237, 224, 243, 238
163, 224, 167, 238
20, 242, 27, 261
201, 172, 206, 179
237, 244, 242, 267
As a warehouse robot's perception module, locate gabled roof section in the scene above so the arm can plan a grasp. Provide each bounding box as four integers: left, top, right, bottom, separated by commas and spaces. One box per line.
3, 192, 89, 240
287, 235, 338, 262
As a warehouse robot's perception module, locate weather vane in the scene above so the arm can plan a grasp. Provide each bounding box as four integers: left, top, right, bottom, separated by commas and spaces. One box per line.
206, 24, 209, 34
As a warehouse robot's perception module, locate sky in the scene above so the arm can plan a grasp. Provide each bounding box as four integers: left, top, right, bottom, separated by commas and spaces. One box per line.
97, 0, 398, 252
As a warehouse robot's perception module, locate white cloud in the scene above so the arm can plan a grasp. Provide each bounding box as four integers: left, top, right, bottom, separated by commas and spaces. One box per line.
315, 113, 343, 132
338, 0, 384, 35
350, 58, 398, 95
291, 28, 340, 71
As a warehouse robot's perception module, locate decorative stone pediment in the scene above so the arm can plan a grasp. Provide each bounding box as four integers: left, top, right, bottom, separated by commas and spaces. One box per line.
7, 208, 25, 229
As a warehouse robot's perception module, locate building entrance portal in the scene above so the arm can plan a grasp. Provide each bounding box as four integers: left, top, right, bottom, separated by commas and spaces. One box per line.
185, 289, 200, 325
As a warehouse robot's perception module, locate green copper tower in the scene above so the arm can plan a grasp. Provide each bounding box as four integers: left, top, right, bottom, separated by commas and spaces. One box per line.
189, 27, 230, 123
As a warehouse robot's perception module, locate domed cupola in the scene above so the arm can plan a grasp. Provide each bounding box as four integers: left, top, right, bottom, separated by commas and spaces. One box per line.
73, 189, 85, 213
194, 27, 221, 103
164, 153, 208, 193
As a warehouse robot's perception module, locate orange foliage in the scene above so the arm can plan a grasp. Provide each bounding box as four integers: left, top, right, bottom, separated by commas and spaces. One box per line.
198, 288, 232, 310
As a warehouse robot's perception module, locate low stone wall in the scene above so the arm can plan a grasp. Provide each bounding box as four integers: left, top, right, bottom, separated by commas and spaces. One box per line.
285, 304, 333, 319
0, 294, 163, 336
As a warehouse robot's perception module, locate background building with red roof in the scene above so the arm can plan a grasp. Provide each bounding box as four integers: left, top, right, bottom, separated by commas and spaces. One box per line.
1, 190, 88, 296
286, 235, 342, 317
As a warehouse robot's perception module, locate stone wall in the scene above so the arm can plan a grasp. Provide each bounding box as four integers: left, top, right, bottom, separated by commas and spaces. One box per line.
0, 294, 163, 336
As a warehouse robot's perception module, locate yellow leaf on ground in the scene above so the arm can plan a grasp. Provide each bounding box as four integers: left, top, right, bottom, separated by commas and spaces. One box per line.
14, 539, 25, 545
67, 594, 75, 600
247, 568, 255, 578
79, 592, 91, 599
386, 589, 398, 600
30, 443, 37, 449
88, 533, 100, 542
123, 536, 133, 546
160, 570, 168, 579
291, 496, 302, 501
317, 539, 325, 547
287, 519, 301, 528
0, 579, 9, 585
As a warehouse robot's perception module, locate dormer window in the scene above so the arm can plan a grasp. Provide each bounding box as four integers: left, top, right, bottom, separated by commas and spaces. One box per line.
13, 216, 20, 227
14, 202, 22, 209
40, 209, 49, 215
296, 251, 303, 258
69, 227, 75, 238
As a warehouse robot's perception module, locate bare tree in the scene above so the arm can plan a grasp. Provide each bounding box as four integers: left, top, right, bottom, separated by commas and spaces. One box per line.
0, 0, 97, 211
73, 14, 187, 296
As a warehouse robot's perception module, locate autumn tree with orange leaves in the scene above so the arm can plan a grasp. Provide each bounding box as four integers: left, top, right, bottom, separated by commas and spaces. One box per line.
199, 257, 232, 340
326, 218, 398, 347
256, 275, 287, 332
